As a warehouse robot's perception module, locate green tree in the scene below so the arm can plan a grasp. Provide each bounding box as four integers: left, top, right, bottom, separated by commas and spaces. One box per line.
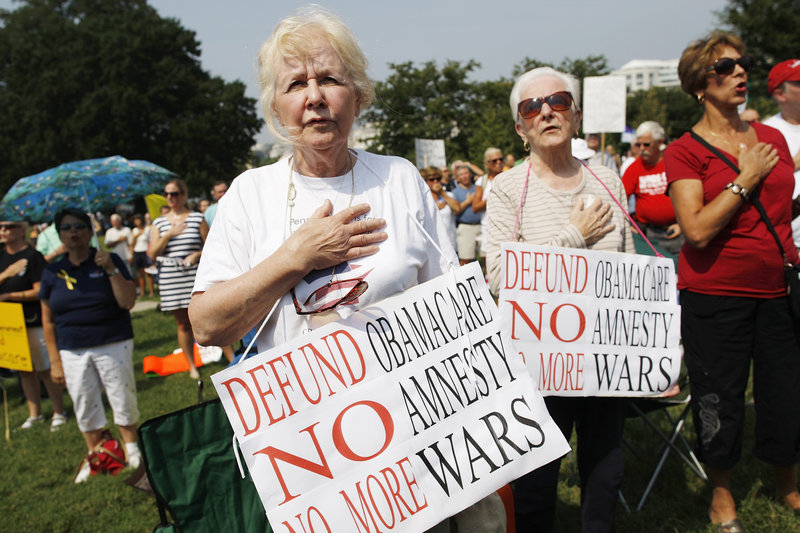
511, 57, 554, 78
626, 87, 703, 142
364, 54, 616, 169
511, 55, 610, 90
717, 0, 799, 114
0, 0, 261, 198
558, 55, 610, 81
363, 60, 480, 164
467, 78, 520, 165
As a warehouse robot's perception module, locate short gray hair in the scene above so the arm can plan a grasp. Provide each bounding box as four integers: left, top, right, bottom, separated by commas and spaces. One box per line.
483, 147, 501, 163
509, 67, 581, 125
635, 121, 666, 141
257, 5, 374, 142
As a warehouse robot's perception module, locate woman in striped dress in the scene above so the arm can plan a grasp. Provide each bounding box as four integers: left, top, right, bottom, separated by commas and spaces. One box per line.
148, 179, 208, 379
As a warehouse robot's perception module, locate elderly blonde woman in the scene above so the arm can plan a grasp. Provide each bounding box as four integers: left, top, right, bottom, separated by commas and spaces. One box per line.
666, 32, 800, 532
486, 67, 633, 533
188, 6, 506, 532
189, 6, 458, 349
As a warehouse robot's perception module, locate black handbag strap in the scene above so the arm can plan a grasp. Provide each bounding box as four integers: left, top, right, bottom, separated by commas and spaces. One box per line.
689, 129, 790, 264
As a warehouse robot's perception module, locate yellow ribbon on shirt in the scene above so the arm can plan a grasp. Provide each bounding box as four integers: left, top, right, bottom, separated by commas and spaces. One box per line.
57, 270, 77, 290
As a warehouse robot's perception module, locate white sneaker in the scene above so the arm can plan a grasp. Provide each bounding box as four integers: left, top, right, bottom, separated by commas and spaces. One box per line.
74, 460, 92, 484
50, 412, 68, 432
19, 415, 45, 430
127, 453, 142, 470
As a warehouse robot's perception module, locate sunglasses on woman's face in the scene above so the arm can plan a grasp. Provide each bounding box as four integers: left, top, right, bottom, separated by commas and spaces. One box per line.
707, 55, 753, 75
60, 223, 88, 231
163, 191, 182, 197
517, 91, 574, 119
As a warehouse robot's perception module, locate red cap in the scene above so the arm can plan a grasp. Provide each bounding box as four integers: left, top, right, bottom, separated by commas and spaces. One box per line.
768, 59, 800, 94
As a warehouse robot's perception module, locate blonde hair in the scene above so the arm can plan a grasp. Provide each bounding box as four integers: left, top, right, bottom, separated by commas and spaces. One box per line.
678, 31, 746, 98
257, 5, 374, 143
421, 166, 442, 180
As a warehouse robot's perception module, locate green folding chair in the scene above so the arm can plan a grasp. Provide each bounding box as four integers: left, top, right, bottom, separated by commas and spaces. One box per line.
138, 398, 272, 533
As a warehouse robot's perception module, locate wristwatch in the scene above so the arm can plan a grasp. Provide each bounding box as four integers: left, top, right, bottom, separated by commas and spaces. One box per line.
107, 267, 120, 277
725, 182, 750, 200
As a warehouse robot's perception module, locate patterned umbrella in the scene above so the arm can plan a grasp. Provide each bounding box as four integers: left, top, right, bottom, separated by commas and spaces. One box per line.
0, 155, 176, 222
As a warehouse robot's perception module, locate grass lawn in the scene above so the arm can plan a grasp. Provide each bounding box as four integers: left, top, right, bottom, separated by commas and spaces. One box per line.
2, 307, 800, 532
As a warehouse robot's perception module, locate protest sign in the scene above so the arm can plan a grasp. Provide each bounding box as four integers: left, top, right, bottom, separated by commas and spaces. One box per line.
414, 138, 446, 169
499, 243, 681, 397
212, 262, 570, 532
0, 302, 32, 372
582, 76, 627, 134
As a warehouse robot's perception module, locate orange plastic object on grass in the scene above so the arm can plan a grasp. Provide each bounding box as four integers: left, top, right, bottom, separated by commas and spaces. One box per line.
143, 344, 205, 376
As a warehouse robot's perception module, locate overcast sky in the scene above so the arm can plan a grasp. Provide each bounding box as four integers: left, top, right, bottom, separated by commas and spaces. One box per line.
2, 0, 730, 143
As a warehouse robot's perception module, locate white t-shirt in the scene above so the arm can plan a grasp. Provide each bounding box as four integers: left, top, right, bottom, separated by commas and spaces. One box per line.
433, 194, 457, 251
479, 177, 494, 254
194, 150, 458, 350
104, 226, 132, 262
132, 225, 150, 253
763, 113, 800, 247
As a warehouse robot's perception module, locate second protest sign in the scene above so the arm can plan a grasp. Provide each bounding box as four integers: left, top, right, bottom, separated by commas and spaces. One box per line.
499, 243, 681, 397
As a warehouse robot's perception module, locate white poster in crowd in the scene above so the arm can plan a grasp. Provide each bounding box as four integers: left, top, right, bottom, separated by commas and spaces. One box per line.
499, 243, 681, 397
415, 138, 446, 169
212, 262, 570, 532
582, 76, 627, 134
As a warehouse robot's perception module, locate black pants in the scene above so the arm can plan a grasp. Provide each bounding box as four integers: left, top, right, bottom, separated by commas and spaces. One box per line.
681, 290, 800, 469
513, 397, 626, 533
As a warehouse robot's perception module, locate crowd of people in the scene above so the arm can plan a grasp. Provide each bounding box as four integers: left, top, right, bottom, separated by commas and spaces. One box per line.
0, 178, 233, 483
2, 5, 800, 532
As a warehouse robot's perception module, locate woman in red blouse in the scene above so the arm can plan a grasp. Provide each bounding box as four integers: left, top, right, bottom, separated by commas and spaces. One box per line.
665, 32, 800, 532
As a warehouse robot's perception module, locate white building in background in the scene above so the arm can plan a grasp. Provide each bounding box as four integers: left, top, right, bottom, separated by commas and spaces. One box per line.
611, 59, 680, 92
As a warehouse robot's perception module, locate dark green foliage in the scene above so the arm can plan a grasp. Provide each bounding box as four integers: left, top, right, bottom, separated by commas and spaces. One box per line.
626, 86, 704, 141
0, 0, 262, 197
365, 55, 612, 168
363, 60, 481, 164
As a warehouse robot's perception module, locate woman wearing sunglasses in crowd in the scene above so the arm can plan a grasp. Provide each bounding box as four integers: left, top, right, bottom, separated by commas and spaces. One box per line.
665, 32, 800, 532
149, 178, 209, 379
39, 208, 142, 482
0, 219, 67, 430
421, 166, 459, 252
485, 67, 633, 533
